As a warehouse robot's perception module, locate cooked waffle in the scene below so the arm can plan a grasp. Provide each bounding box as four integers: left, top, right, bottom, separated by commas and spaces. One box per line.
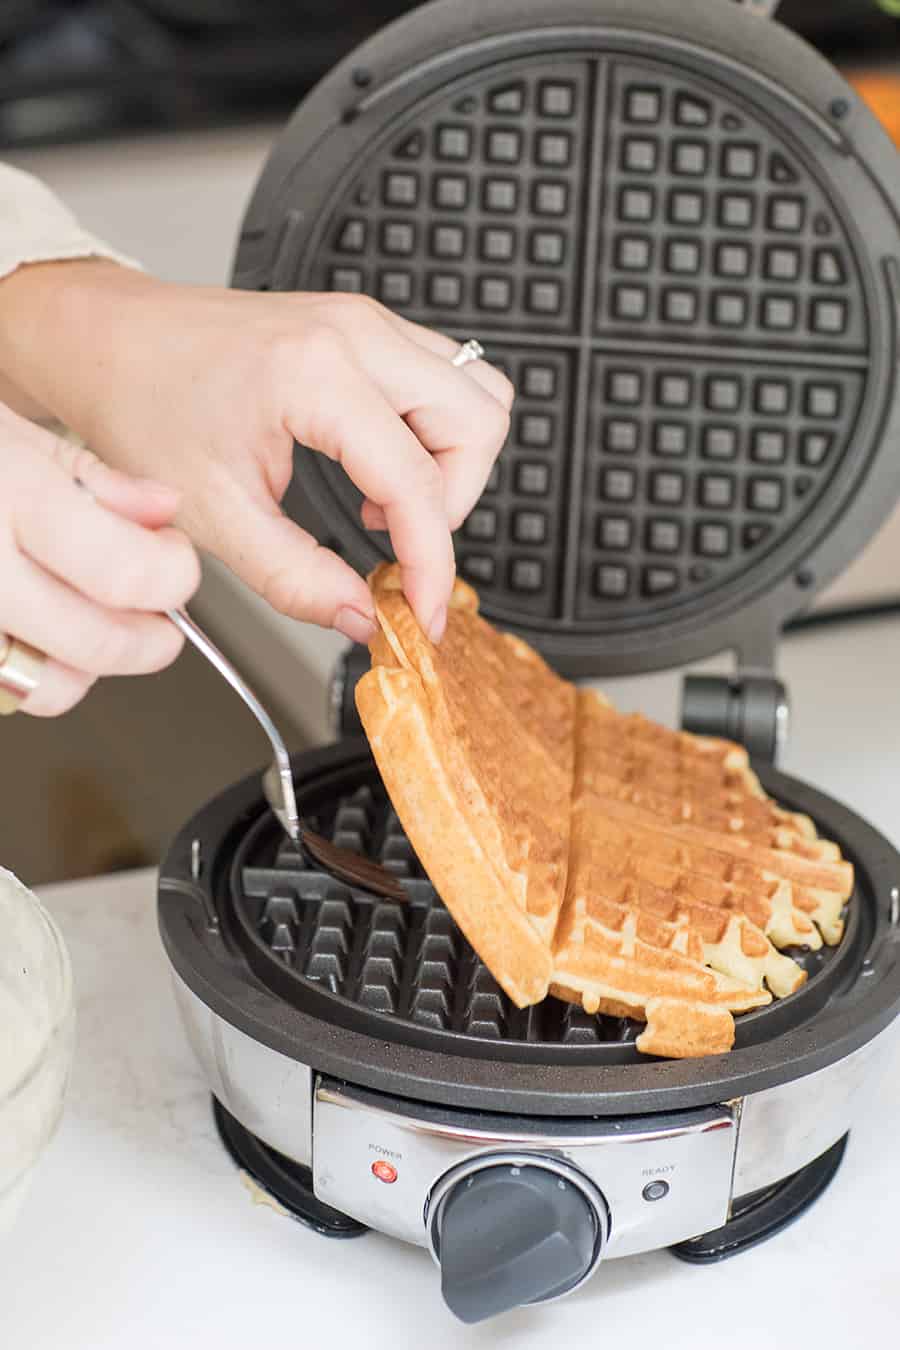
356, 566, 853, 1057
577, 694, 817, 840
357, 564, 573, 1005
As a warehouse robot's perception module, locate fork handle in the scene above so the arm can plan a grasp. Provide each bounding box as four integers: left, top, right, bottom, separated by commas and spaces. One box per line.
166, 608, 292, 779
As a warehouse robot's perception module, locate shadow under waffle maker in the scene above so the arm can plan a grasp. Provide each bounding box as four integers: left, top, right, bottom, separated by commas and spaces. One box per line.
159, 0, 900, 1325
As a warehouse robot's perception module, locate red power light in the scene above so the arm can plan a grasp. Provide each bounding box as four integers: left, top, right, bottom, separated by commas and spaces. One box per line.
371, 1159, 398, 1184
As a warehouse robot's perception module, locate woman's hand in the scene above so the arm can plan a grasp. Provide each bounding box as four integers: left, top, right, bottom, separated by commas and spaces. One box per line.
0, 263, 513, 643
0, 402, 200, 716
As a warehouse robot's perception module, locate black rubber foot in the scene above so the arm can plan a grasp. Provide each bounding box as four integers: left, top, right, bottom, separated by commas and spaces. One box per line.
672, 1133, 848, 1263
212, 1097, 368, 1239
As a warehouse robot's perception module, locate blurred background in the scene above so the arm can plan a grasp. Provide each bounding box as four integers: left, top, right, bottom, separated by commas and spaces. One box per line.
0, 1, 897, 151
0, 0, 898, 886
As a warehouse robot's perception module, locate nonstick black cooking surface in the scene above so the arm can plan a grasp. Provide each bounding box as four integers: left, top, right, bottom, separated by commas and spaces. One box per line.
159, 738, 900, 1112
308, 53, 872, 628
229, 756, 864, 1066
234, 1, 900, 675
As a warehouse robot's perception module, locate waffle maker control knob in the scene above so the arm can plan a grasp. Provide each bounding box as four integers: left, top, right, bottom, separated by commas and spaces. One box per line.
429, 1157, 606, 1324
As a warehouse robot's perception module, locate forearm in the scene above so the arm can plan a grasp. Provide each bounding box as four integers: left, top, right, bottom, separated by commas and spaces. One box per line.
0, 258, 157, 445
0, 163, 143, 431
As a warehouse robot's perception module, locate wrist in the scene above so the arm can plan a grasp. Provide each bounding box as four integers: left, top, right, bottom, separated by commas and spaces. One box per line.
0, 258, 156, 437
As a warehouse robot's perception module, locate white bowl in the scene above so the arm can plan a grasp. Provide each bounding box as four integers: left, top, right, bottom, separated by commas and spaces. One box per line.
0, 868, 75, 1237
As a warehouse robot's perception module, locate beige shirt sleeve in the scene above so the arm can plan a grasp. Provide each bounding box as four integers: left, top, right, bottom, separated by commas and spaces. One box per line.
0, 162, 141, 280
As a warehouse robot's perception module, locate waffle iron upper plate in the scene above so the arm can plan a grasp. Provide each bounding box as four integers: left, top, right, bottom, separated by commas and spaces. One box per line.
233, 0, 900, 677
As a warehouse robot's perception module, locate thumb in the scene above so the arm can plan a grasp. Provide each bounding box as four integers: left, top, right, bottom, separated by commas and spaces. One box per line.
82, 464, 181, 528
32, 426, 181, 528
208, 494, 377, 643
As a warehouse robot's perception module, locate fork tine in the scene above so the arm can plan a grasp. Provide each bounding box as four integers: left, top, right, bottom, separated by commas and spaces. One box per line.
301, 828, 408, 902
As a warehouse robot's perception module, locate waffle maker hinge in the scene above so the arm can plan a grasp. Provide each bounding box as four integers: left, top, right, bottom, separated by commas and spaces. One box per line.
681, 672, 789, 764
681, 611, 789, 763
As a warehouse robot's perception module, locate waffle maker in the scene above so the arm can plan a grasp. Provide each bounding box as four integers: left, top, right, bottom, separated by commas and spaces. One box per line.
158, 0, 900, 1324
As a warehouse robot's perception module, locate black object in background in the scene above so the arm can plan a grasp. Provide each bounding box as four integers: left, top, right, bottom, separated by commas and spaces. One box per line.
781, 0, 900, 56
0, 1, 897, 150
0, 1, 414, 149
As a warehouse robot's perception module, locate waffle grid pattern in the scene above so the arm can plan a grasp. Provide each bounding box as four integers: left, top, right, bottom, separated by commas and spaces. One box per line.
301, 53, 870, 628
242, 783, 637, 1043
239, 781, 838, 1048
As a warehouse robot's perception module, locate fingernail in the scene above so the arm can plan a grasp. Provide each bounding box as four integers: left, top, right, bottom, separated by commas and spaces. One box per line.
428, 605, 447, 644
335, 607, 377, 645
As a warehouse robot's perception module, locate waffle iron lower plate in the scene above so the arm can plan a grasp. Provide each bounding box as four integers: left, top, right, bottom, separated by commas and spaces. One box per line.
158, 738, 900, 1117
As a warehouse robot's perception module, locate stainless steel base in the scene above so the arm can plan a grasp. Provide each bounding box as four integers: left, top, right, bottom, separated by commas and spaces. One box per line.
173, 975, 898, 1250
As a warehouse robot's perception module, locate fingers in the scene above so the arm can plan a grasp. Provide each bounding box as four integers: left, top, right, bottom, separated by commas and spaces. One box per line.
381, 310, 515, 412
361, 498, 389, 532
2, 549, 187, 677
13, 467, 200, 612
352, 327, 511, 531
19, 660, 96, 718
283, 332, 455, 638
78, 462, 182, 529
0, 403, 199, 716
21, 419, 183, 528
199, 482, 377, 641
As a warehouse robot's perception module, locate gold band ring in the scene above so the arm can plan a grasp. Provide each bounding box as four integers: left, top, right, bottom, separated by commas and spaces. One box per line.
0, 634, 45, 715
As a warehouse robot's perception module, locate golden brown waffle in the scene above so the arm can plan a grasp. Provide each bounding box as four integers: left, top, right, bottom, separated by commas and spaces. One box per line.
564, 812, 823, 951
578, 693, 817, 842
357, 564, 573, 1005
356, 566, 854, 1058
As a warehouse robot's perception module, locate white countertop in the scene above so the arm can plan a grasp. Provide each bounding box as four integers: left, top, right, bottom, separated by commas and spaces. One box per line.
4, 614, 900, 1348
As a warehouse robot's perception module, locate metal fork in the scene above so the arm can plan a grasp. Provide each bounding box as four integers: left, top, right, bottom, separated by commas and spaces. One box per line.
167, 608, 406, 902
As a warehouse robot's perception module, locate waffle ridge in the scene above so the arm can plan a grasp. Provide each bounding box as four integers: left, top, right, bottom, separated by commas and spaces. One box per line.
356, 564, 854, 1058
